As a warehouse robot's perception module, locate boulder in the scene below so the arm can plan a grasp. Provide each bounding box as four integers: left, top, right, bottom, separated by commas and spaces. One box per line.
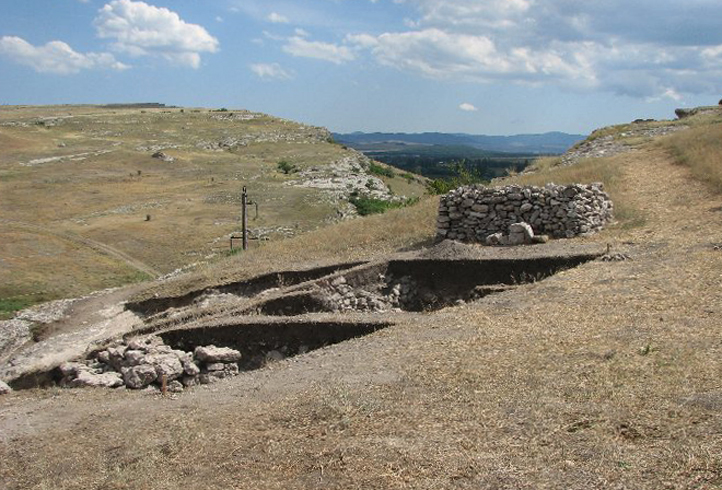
58, 361, 91, 378
0, 380, 11, 395
194, 345, 242, 363
180, 357, 200, 376
70, 371, 124, 388
205, 362, 226, 372
485, 233, 504, 246
167, 380, 184, 393
508, 222, 535, 245
145, 353, 184, 381
124, 350, 146, 366
123, 364, 158, 389
106, 346, 127, 367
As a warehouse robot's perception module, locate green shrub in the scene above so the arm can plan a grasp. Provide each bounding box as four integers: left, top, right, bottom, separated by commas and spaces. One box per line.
277, 160, 297, 174
349, 196, 419, 216
426, 160, 488, 195
368, 162, 395, 178
0, 297, 35, 320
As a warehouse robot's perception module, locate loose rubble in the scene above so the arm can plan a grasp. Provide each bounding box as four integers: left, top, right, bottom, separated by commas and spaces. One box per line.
437, 183, 613, 243
58, 336, 243, 392
322, 274, 419, 313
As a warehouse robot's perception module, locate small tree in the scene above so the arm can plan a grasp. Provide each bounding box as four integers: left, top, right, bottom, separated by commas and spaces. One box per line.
277, 160, 297, 174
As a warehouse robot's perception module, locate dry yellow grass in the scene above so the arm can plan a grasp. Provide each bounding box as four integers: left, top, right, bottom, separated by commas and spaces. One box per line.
135, 196, 439, 301
0, 105, 427, 312
2, 115, 722, 490
659, 123, 722, 193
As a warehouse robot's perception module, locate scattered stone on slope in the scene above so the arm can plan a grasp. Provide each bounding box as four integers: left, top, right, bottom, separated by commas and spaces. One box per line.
58, 337, 243, 392
559, 125, 688, 167
151, 151, 175, 163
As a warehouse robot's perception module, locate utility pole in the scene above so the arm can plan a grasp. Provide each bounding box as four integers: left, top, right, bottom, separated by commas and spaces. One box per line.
242, 186, 248, 251
230, 186, 258, 252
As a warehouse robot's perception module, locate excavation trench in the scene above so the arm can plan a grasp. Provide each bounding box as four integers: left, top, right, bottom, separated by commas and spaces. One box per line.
6, 253, 599, 390
252, 255, 599, 316
127, 262, 365, 317
159, 321, 391, 371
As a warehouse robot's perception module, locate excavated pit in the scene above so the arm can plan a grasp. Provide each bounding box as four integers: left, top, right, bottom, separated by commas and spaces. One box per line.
127, 262, 365, 317
6, 252, 600, 390
158, 321, 391, 371
254, 255, 599, 316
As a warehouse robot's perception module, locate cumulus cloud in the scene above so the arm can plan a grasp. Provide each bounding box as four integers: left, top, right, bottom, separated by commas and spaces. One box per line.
459, 102, 478, 112
348, 0, 722, 99
283, 36, 354, 64
0, 35, 128, 74
250, 62, 294, 80
94, 0, 218, 68
268, 12, 289, 24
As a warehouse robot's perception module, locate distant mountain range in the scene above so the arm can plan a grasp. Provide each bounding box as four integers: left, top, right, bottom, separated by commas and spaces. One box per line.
333, 131, 586, 155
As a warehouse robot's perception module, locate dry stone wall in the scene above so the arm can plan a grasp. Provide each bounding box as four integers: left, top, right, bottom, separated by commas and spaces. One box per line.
437, 183, 613, 243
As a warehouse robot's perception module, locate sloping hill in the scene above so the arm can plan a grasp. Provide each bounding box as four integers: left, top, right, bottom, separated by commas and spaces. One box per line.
0, 105, 426, 317
1, 108, 722, 489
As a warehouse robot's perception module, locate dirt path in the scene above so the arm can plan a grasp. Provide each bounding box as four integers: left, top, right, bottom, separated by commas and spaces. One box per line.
0, 219, 161, 278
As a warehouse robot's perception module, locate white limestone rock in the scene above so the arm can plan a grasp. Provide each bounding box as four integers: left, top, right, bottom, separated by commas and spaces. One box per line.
123, 364, 158, 389
194, 345, 242, 363
70, 371, 124, 388
0, 380, 11, 395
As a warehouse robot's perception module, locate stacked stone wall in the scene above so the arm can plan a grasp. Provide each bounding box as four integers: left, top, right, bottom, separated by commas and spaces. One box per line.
437, 183, 613, 243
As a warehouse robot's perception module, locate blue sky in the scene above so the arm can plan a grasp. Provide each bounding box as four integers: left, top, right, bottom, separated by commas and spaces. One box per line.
1, 0, 721, 135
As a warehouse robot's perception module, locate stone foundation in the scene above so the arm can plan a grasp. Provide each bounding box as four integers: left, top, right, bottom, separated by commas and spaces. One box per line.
437, 183, 613, 243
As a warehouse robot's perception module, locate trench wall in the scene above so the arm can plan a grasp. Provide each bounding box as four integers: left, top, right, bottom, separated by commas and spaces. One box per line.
436, 183, 614, 242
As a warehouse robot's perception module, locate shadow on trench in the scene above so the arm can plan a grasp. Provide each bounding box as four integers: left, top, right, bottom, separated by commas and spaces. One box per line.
254, 255, 599, 316
158, 321, 392, 371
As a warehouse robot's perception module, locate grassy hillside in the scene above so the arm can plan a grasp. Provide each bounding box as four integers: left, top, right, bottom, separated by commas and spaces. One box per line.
0, 105, 427, 317
3, 109, 722, 489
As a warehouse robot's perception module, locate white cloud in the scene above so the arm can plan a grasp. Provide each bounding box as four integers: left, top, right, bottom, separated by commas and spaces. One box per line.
216, 16, 224, 23
268, 12, 289, 24
459, 102, 478, 112
94, 0, 218, 68
250, 62, 294, 80
0, 35, 128, 74
347, 0, 722, 99
283, 36, 355, 64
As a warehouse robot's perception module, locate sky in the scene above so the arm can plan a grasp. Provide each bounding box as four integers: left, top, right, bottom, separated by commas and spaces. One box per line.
1, 0, 722, 135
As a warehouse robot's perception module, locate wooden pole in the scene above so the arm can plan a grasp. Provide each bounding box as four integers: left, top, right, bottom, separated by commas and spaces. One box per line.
242, 186, 248, 251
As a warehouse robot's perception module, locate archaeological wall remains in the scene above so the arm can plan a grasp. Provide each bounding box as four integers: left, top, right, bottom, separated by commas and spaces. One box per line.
436, 183, 614, 244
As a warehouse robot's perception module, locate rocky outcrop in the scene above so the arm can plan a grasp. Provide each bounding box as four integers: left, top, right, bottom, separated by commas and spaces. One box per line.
151, 151, 175, 162
675, 106, 721, 119
58, 336, 243, 392
437, 183, 613, 243
559, 125, 687, 167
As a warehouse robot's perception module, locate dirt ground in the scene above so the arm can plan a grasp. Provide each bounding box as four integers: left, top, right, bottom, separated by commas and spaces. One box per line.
0, 146, 721, 489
